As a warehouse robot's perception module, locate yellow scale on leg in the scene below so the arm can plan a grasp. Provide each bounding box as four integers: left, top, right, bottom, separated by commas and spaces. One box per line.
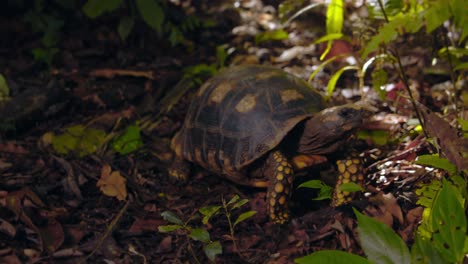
332, 153, 365, 207
267, 150, 294, 224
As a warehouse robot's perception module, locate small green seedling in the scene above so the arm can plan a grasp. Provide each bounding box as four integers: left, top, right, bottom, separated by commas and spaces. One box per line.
158, 211, 221, 263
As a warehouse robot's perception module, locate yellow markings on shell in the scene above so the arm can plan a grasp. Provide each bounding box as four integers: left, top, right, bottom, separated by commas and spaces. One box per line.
278, 195, 286, 205
255, 71, 279, 80
270, 198, 276, 206
235, 93, 257, 113
337, 162, 346, 173
276, 173, 284, 180
197, 81, 212, 96
210, 81, 233, 103
280, 89, 304, 104
274, 183, 284, 193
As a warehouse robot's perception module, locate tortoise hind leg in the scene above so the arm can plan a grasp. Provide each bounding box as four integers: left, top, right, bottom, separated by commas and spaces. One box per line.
266, 150, 294, 224
168, 156, 191, 182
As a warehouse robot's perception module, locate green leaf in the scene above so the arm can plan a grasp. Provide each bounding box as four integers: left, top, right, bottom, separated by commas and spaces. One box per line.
226, 195, 240, 206
415, 154, 457, 174
189, 228, 210, 243
298, 180, 332, 200
255, 29, 289, 44
424, 1, 451, 33
308, 54, 348, 81
313, 33, 345, 44
362, 13, 422, 58
326, 0, 343, 34
158, 224, 183, 233
357, 130, 389, 146
431, 180, 466, 263
136, 0, 164, 33
233, 211, 257, 227
52, 125, 106, 157
82, 0, 123, 18
410, 235, 446, 264
454, 62, 468, 71
161, 211, 184, 225
354, 208, 411, 264
327, 66, 359, 97
204, 241, 222, 261
298, 179, 325, 189
111, 124, 143, 155
118, 16, 135, 41
0, 74, 10, 98
199, 205, 221, 225
295, 250, 371, 264
231, 198, 249, 210
371, 68, 388, 99
338, 182, 363, 192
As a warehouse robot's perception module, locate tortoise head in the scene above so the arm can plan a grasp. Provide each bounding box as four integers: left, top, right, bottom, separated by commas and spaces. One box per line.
298, 104, 363, 155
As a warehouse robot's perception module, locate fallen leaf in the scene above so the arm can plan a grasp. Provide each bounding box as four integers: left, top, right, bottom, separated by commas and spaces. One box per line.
420, 106, 468, 170
97, 165, 127, 201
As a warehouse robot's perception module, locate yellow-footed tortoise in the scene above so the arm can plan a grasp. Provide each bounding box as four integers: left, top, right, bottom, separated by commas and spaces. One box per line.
169, 65, 365, 224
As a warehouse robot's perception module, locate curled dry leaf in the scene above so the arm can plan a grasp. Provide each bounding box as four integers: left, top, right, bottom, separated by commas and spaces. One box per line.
97, 165, 127, 201
420, 106, 468, 170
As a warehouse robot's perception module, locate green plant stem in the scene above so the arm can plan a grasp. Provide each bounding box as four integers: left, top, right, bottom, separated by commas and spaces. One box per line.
222, 198, 244, 259
376, 0, 429, 139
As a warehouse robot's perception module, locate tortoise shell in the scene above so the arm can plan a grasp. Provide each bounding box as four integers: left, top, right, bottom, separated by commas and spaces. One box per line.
171, 65, 326, 180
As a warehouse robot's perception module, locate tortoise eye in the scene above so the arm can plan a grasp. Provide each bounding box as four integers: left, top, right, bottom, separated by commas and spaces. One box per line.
339, 108, 354, 118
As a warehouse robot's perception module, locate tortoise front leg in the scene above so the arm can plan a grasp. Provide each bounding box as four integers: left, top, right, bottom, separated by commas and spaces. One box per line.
331, 151, 365, 207
168, 156, 191, 182
266, 150, 294, 224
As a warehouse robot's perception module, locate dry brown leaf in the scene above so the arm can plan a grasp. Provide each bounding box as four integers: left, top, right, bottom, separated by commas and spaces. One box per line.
420, 106, 468, 170
97, 165, 127, 201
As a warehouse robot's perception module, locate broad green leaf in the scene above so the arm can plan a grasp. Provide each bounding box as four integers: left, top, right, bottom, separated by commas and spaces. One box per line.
410, 234, 446, 264
255, 29, 289, 44
362, 13, 422, 58
118, 16, 135, 41
416, 154, 457, 174
204, 241, 222, 261
295, 250, 371, 264
136, 0, 164, 33
326, 0, 343, 34
82, 0, 123, 18
161, 211, 183, 225
199, 205, 221, 225
189, 228, 210, 243
431, 180, 466, 263
52, 125, 106, 157
354, 208, 411, 264
216, 45, 228, 68
111, 124, 143, 155
424, 1, 451, 33
0, 74, 9, 98
327, 66, 359, 97
459, 118, 468, 133
338, 182, 363, 192
158, 224, 183, 233
233, 211, 257, 227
